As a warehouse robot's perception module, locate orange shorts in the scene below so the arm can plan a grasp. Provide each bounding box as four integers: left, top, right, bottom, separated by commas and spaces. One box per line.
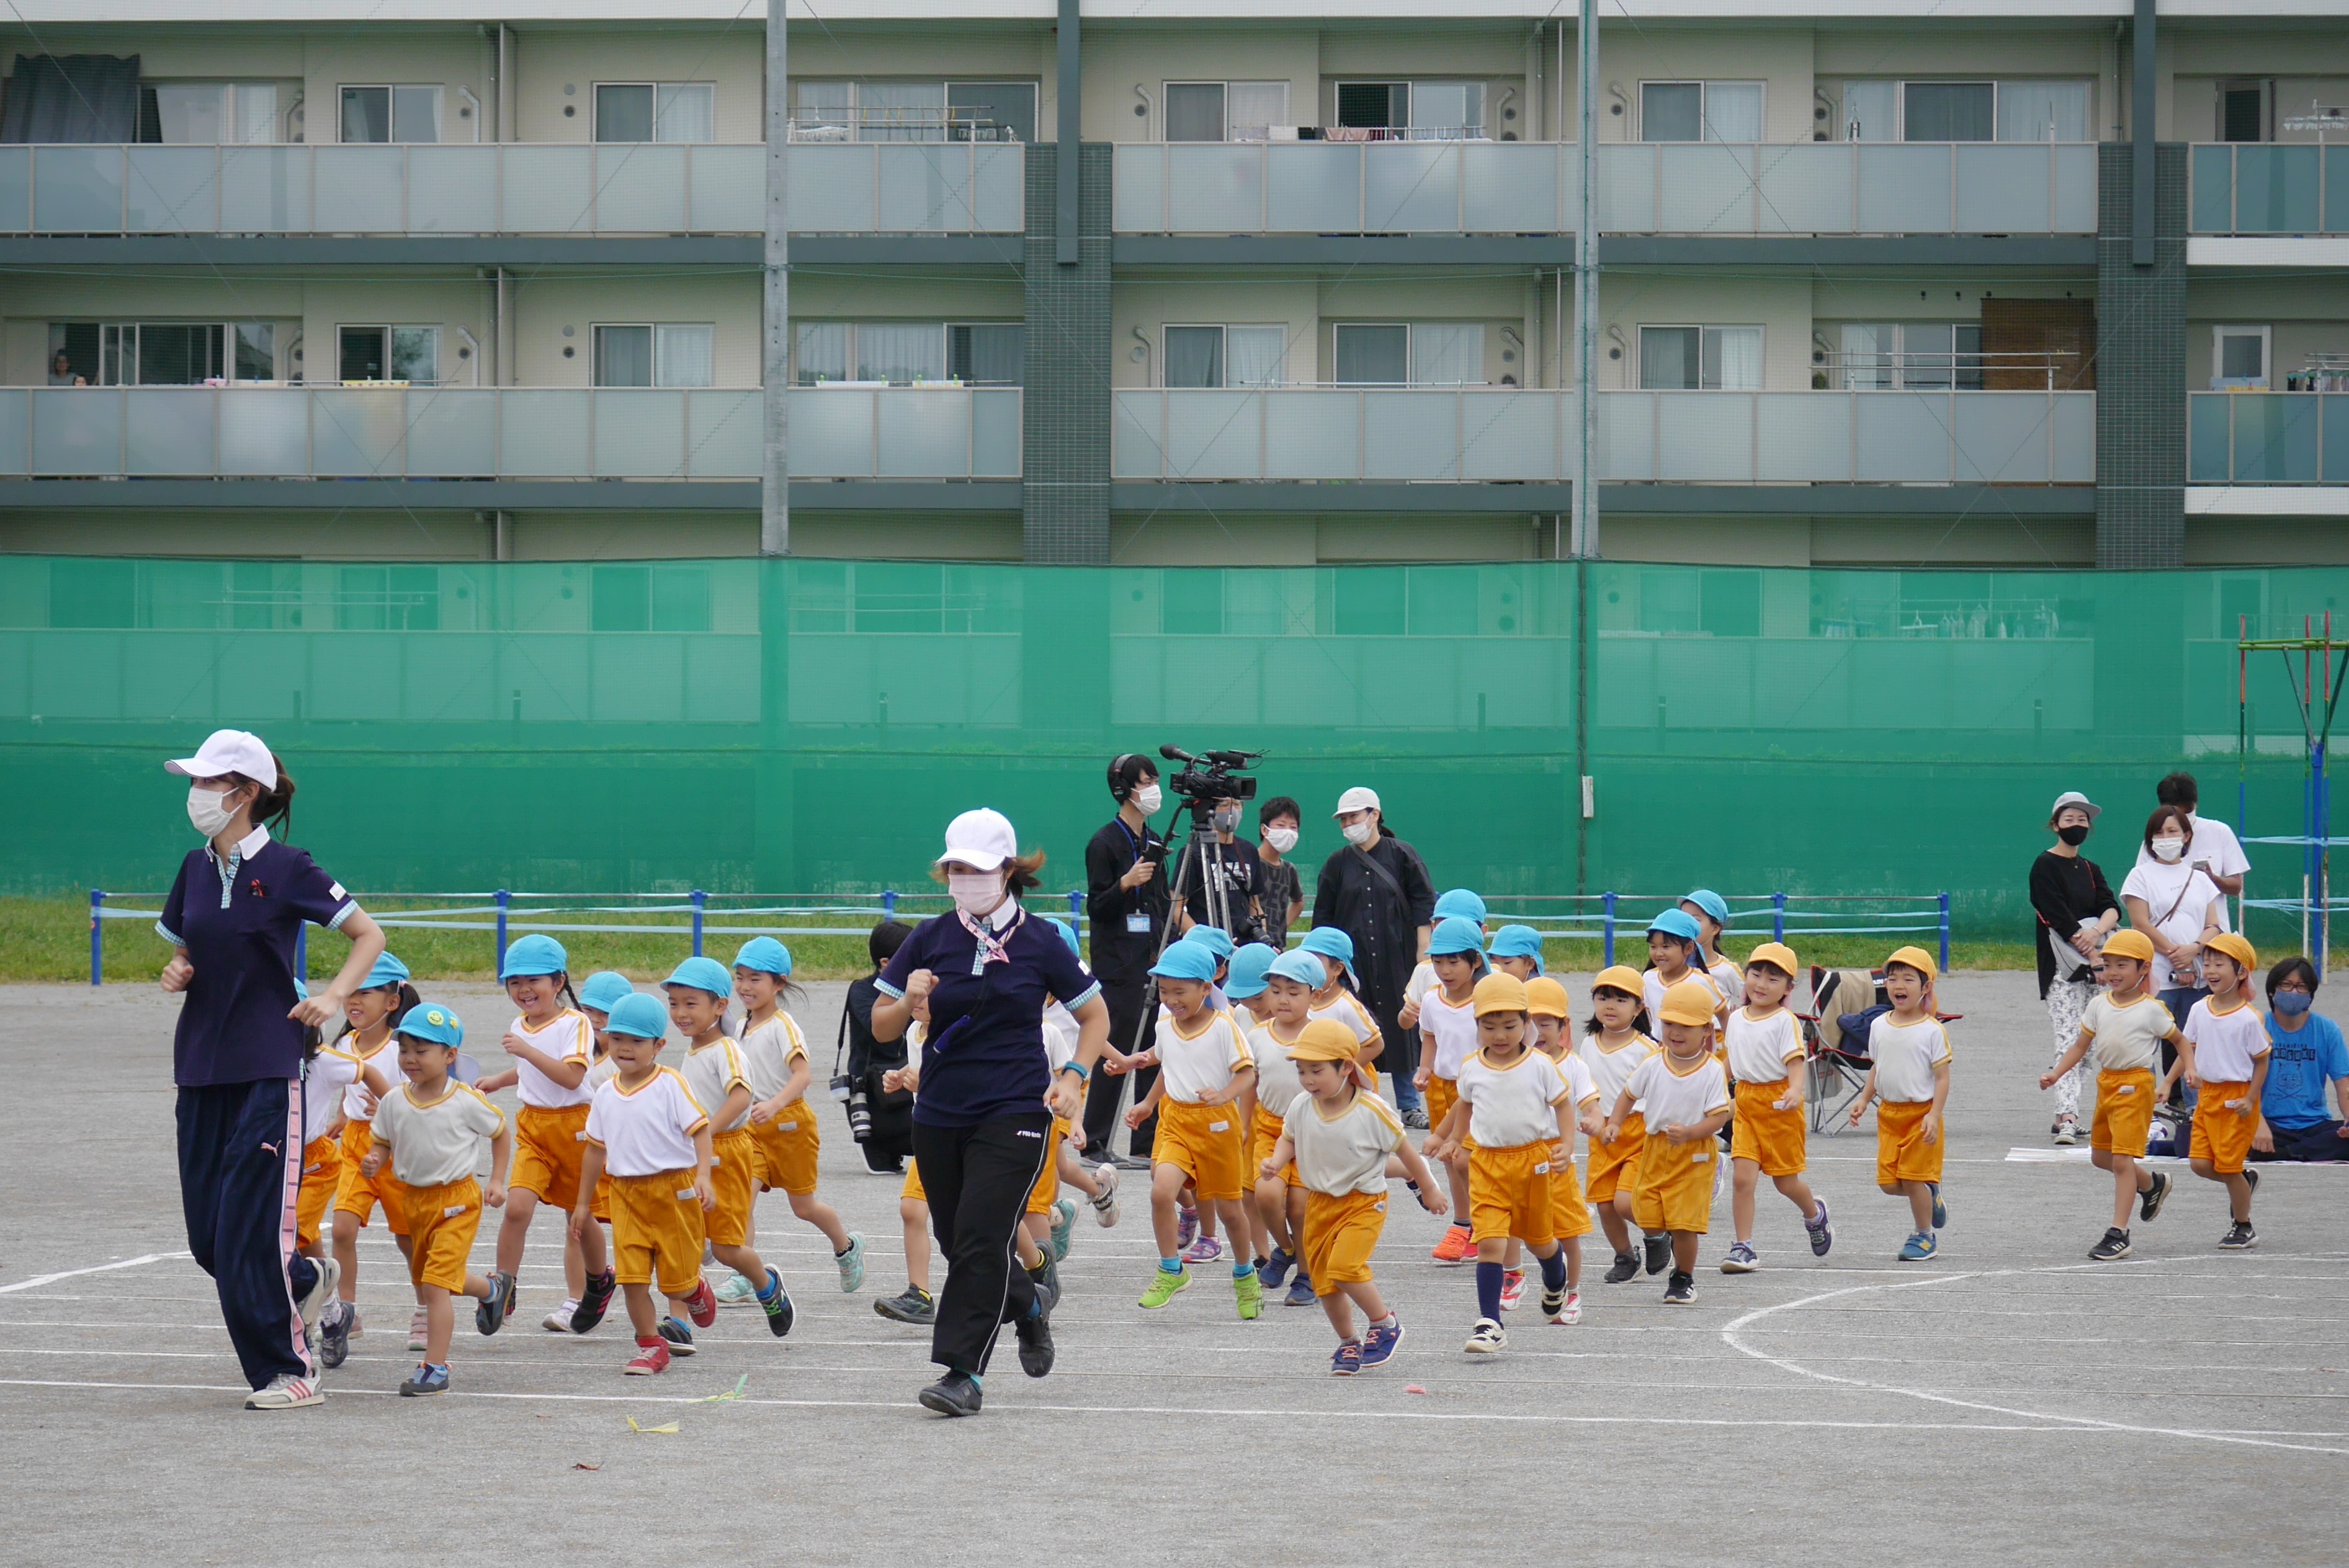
1729, 1080, 1807, 1177
1875, 1098, 1944, 1186
1026, 1118, 1070, 1214
332, 1120, 409, 1234
2091, 1068, 2156, 1159
509, 1103, 591, 1211
2190, 1081, 2257, 1174
1631, 1131, 1716, 1235
1468, 1141, 1556, 1245
1586, 1113, 1645, 1204
901, 1160, 927, 1204
1152, 1098, 1246, 1201
1426, 1074, 1460, 1136
296, 1134, 342, 1252
1251, 1104, 1302, 1189
705, 1127, 760, 1247
399, 1176, 484, 1293
607, 1168, 708, 1295
1549, 1157, 1593, 1240
749, 1099, 821, 1196
1302, 1189, 1386, 1292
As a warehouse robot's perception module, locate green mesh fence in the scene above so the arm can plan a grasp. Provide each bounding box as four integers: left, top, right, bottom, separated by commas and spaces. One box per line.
3, 554, 2338, 946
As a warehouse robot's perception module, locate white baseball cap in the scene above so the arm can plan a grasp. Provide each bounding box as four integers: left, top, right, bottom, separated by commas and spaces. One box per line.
1332, 786, 1381, 818
2049, 790, 2101, 821
936, 807, 1019, 872
166, 729, 277, 789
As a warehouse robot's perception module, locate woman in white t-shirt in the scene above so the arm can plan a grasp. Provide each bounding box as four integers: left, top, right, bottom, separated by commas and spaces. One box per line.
2118, 804, 2226, 1096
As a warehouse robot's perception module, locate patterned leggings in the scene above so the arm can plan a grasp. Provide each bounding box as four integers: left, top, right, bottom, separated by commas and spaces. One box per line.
2044, 976, 2096, 1121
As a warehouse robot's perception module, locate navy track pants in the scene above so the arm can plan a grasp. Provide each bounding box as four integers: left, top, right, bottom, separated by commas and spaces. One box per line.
176, 1079, 316, 1390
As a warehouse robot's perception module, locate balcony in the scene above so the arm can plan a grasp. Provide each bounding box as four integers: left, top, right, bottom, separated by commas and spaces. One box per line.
1111, 389, 2093, 485
2188, 392, 2349, 484
1112, 141, 2095, 236
0, 386, 1019, 480
2190, 144, 2349, 236
0, 142, 1024, 236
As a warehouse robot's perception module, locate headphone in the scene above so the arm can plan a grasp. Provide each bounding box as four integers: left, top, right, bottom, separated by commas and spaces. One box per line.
1107, 753, 1145, 802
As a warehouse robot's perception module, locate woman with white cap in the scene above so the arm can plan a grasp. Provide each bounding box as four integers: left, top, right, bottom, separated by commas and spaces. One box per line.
870, 807, 1111, 1417
2031, 790, 2120, 1145
155, 728, 386, 1409
1312, 787, 1437, 1125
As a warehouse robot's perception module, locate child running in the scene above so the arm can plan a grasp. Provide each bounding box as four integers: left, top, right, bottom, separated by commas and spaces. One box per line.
296, 985, 390, 1371
1423, 972, 1577, 1353
1678, 890, 1747, 1010
1851, 946, 1955, 1261
729, 937, 867, 1304
1642, 910, 1725, 1028
1297, 926, 1385, 1085
1486, 925, 1546, 982
553, 969, 636, 1333
877, 1019, 937, 1325
1580, 965, 1660, 1284
324, 952, 423, 1364
1720, 942, 1832, 1272
473, 934, 602, 1341
668, 956, 795, 1338
1129, 940, 1261, 1317
1604, 982, 1731, 1304
2039, 929, 2177, 1260
2164, 932, 2270, 1249
1253, 948, 1323, 1308
358, 1003, 513, 1396
1216, 941, 1278, 1277
1415, 916, 1487, 1265
1526, 975, 1600, 1323
1260, 1020, 1446, 1374
1397, 889, 1488, 1037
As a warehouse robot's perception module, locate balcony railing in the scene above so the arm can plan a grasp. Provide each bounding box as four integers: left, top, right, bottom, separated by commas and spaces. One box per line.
1111, 388, 2093, 484
1112, 140, 2096, 236
0, 141, 1024, 236
2190, 143, 2349, 235
2188, 392, 2349, 483
0, 385, 1021, 480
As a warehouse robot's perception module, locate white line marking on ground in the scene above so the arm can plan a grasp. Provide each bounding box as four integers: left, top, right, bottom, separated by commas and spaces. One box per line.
0, 1254, 190, 1295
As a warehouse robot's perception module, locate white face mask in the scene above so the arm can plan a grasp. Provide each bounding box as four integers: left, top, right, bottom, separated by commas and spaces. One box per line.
948, 872, 1006, 918
1132, 783, 1162, 814
187, 786, 238, 839
1342, 818, 1377, 848
1264, 826, 1298, 854
2150, 836, 2186, 864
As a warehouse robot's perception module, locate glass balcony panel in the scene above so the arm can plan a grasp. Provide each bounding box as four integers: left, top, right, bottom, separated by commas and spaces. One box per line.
33, 146, 124, 232
1267, 143, 1366, 233
1595, 389, 1656, 481
124, 146, 217, 233
1755, 392, 1850, 480
1857, 143, 1949, 233
311, 146, 405, 233
498, 390, 592, 477
1951, 390, 2051, 482
690, 145, 762, 231
592, 143, 689, 233
1459, 392, 1564, 480
1595, 144, 1658, 232
1362, 143, 1458, 233
30, 389, 120, 474
220, 145, 310, 232
972, 143, 1024, 231
2051, 392, 2096, 483
498, 146, 594, 235
1655, 143, 1755, 235
2190, 145, 2236, 233
1753, 142, 1853, 235
0, 146, 29, 231
877, 387, 971, 476
404, 388, 498, 477
309, 388, 406, 476
686, 389, 761, 477
1263, 391, 1362, 479
1112, 145, 1166, 231
1954, 143, 2051, 233
876, 144, 977, 232
789, 145, 878, 231
593, 390, 686, 476
0, 389, 26, 472
2234, 392, 2320, 482
1854, 393, 1951, 481
1363, 390, 1459, 479
1161, 390, 1260, 479
1654, 391, 1752, 480
218, 388, 306, 475
2324, 395, 2349, 482
2236, 145, 2320, 234
122, 389, 214, 475
787, 387, 876, 477
970, 387, 1021, 476
406, 145, 496, 233
1165, 144, 1263, 233
2053, 143, 2098, 232
1463, 142, 1557, 233
1111, 390, 1164, 478
2187, 392, 2232, 482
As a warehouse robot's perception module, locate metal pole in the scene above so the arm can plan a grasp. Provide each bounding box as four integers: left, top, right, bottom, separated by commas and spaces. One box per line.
1570, 0, 1599, 557
89, 889, 103, 986
495, 888, 511, 972
1938, 892, 1951, 975
761, 0, 790, 556
882, 888, 897, 920
1773, 890, 1786, 943
1602, 889, 1617, 965
692, 889, 708, 957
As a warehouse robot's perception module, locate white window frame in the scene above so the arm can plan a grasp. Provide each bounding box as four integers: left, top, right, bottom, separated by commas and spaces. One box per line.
591, 82, 716, 143
1327, 79, 1487, 141
590, 323, 716, 388
145, 81, 284, 145
1158, 323, 1288, 389
1841, 79, 2093, 142
1331, 321, 1412, 387
1635, 80, 1766, 143
2212, 324, 2272, 390
1637, 324, 1765, 391
1161, 81, 1289, 143
53, 320, 278, 385
338, 84, 442, 144
336, 324, 441, 386
1831, 322, 1985, 391
793, 321, 970, 385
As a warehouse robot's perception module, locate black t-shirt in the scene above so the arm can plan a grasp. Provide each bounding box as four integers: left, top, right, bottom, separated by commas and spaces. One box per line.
1256, 848, 1304, 939
1184, 836, 1261, 938
877, 905, 1099, 1127
1085, 815, 1171, 985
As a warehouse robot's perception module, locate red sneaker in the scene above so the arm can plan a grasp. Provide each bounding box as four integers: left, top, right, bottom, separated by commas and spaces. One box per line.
1499, 1269, 1527, 1312
686, 1279, 719, 1328
1430, 1225, 1474, 1265
625, 1337, 671, 1376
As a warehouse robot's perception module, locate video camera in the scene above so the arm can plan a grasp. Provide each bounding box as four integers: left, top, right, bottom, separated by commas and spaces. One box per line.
1158, 743, 1261, 812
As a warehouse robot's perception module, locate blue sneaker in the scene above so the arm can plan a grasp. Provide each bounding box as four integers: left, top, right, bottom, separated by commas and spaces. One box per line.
1049, 1199, 1078, 1263
1260, 1247, 1295, 1291
835, 1233, 867, 1293
1359, 1317, 1404, 1369
1176, 1206, 1199, 1252
399, 1361, 449, 1397
1928, 1183, 1946, 1230
1805, 1196, 1833, 1257
659, 1316, 697, 1355
1897, 1230, 1938, 1262
1284, 1274, 1315, 1308
1331, 1340, 1363, 1376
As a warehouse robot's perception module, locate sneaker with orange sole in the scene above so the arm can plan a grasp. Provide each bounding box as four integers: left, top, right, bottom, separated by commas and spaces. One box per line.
1430, 1225, 1475, 1265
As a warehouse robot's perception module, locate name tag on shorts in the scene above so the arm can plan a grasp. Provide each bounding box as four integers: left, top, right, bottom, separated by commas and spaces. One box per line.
710, 1155, 723, 1167
1209, 1121, 1229, 1133
1127, 913, 1152, 934
780, 1121, 799, 1132
576, 1131, 590, 1142
1533, 1162, 1550, 1174
2116, 1083, 2137, 1096
443, 1203, 468, 1218
1691, 1150, 1711, 1163
676, 1186, 698, 1201
1373, 1200, 1387, 1213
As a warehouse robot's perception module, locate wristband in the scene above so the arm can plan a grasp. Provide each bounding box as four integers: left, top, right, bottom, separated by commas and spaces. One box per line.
1060, 1060, 1089, 1082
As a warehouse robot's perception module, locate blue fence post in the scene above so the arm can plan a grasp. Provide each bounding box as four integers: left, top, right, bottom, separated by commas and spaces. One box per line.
1067, 889, 1082, 928
1772, 890, 1786, 943
1938, 892, 1951, 974
89, 889, 104, 985
691, 890, 707, 957
494, 889, 511, 973
1601, 891, 1617, 967
882, 888, 897, 920
295, 922, 308, 985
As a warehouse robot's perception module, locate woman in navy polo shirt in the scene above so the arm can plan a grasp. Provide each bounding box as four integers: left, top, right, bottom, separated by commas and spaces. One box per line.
872, 808, 1110, 1417
155, 729, 385, 1411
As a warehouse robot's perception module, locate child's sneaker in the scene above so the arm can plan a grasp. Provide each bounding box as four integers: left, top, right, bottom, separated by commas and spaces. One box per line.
1430, 1225, 1475, 1265
714, 1273, 759, 1307
1928, 1182, 1948, 1230
1898, 1230, 1939, 1262
1138, 1265, 1192, 1309
1552, 1290, 1582, 1325
684, 1278, 719, 1328
1805, 1196, 1833, 1257
1720, 1242, 1759, 1274
1089, 1164, 1121, 1226
407, 1309, 428, 1353
625, 1337, 671, 1376
1539, 1281, 1568, 1319
1283, 1274, 1316, 1308
1234, 1266, 1263, 1320
296, 1257, 339, 1349
399, 1362, 449, 1397
573, 1270, 617, 1334
319, 1300, 352, 1369
1602, 1252, 1639, 1285
1331, 1340, 1364, 1376
1260, 1247, 1295, 1290
874, 1286, 936, 1324
2139, 1171, 2172, 1224
1181, 1234, 1224, 1265
1360, 1317, 1404, 1368
659, 1317, 697, 1355
541, 1299, 581, 1332
1463, 1317, 1507, 1354
1662, 1271, 1696, 1305
475, 1270, 515, 1335
758, 1267, 795, 1338
1176, 1205, 1199, 1251
2088, 1227, 2131, 1261
1050, 1199, 1079, 1262
2219, 1220, 2257, 1250
1642, 1233, 1672, 1275
835, 1234, 867, 1293
1499, 1269, 1526, 1312
2051, 1114, 2079, 1146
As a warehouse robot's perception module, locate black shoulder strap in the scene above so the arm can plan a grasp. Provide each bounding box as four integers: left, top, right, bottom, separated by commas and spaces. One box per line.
1353, 842, 1409, 909
832, 983, 852, 1075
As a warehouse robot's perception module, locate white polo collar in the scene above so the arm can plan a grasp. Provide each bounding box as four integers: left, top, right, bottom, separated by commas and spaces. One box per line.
208, 823, 271, 869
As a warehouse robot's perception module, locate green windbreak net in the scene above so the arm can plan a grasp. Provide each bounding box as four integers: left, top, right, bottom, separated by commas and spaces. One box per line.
2, 554, 2338, 944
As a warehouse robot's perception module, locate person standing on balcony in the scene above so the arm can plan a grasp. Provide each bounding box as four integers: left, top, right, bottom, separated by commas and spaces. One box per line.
1084, 755, 1176, 1167
1312, 787, 1437, 1126
154, 728, 387, 1410
2031, 791, 2119, 1147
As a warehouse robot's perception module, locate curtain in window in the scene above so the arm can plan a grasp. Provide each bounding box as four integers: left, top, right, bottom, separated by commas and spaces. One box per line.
1904, 83, 1993, 142
1997, 80, 2088, 142
151, 84, 225, 144
793, 81, 852, 138
1709, 327, 1761, 391
1226, 81, 1287, 141
656, 84, 714, 143
1164, 83, 1225, 143
2, 54, 141, 141
1225, 326, 1286, 387
1411, 323, 1483, 385
234, 84, 278, 145
1335, 324, 1410, 385
1408, 82, 1480, 137
856, 322, 944, 382
1163, 326, 1224, 388
655, 324, 714, 387
1840, 323, 1892, 390
1640, 326, 1699, 390
795, 321, 848, 383
949, 323, 1023, 385
859, 82, 942, 142
1840, 81, 1896, 142
1701, 83, 1763, 143
596, 84, 655, 142
1642, 83, 1703, 142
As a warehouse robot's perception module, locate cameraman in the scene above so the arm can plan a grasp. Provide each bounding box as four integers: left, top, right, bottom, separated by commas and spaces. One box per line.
1084, 754, 1176, 1164
1186, 797, 1263, 942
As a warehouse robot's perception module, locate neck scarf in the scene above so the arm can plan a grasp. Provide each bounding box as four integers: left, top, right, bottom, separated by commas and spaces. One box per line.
959, 900, 1022, 974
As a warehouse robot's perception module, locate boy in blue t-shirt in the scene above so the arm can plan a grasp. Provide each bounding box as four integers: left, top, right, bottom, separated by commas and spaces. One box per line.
2255, 959, 2349, 1163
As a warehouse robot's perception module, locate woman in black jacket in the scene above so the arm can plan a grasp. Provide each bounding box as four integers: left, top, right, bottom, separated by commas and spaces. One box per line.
2031, 790, 2119, 1146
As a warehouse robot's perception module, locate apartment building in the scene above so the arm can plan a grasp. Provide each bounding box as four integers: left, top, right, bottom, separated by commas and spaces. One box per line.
0, 1, 2341, 571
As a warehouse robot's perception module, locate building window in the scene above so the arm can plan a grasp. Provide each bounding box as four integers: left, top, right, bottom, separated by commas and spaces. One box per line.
339, 85, 441, 143
2219, 79, 2270, 143
139, 81, 281, 143
794, 322, 1021, 385
1333, 81, 1484, 140
1639, 81, 1764, 143
1163, 81, 1289, 143
593, 324, 715, 387
1163, 325, 1286, 388
790, 80, 1035, 142
593, 83, 715, 143
1839, 79, 2090, 143
2212, 325, 2271, 390
1639, 326, 1763, 390
48, 321, 275, 385
1332, 323, 1484, 387
591, 564, 711, 632
338, 325, 439, 385
947, 323, 1024, 385
1833, 323, 1984, 390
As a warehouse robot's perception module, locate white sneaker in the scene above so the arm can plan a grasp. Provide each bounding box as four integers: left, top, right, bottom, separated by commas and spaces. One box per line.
1090, 1163, 1121, 1225
1464, 1317, 1508, 1355
296, 1256, 339, 1348
244, 1372, 324, 1410
714, 1273, 759, 1308
541, 1299, 581, 1332
408, 1308, 428, 1353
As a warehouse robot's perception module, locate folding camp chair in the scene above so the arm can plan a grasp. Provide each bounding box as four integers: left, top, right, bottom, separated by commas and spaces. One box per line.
1801, 965, 1881, 1132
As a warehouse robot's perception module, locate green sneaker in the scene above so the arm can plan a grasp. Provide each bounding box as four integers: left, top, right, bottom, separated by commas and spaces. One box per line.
1233, 1266, 1263, 1320
1049, 1198, 1079, 1262
1138, 1265, 1192, 1309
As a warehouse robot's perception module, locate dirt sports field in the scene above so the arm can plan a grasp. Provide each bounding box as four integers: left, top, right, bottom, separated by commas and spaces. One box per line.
2, 973, 2343, 1567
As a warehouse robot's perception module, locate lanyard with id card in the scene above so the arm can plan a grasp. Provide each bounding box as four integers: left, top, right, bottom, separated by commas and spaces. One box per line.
1119, 818, 1158, 934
